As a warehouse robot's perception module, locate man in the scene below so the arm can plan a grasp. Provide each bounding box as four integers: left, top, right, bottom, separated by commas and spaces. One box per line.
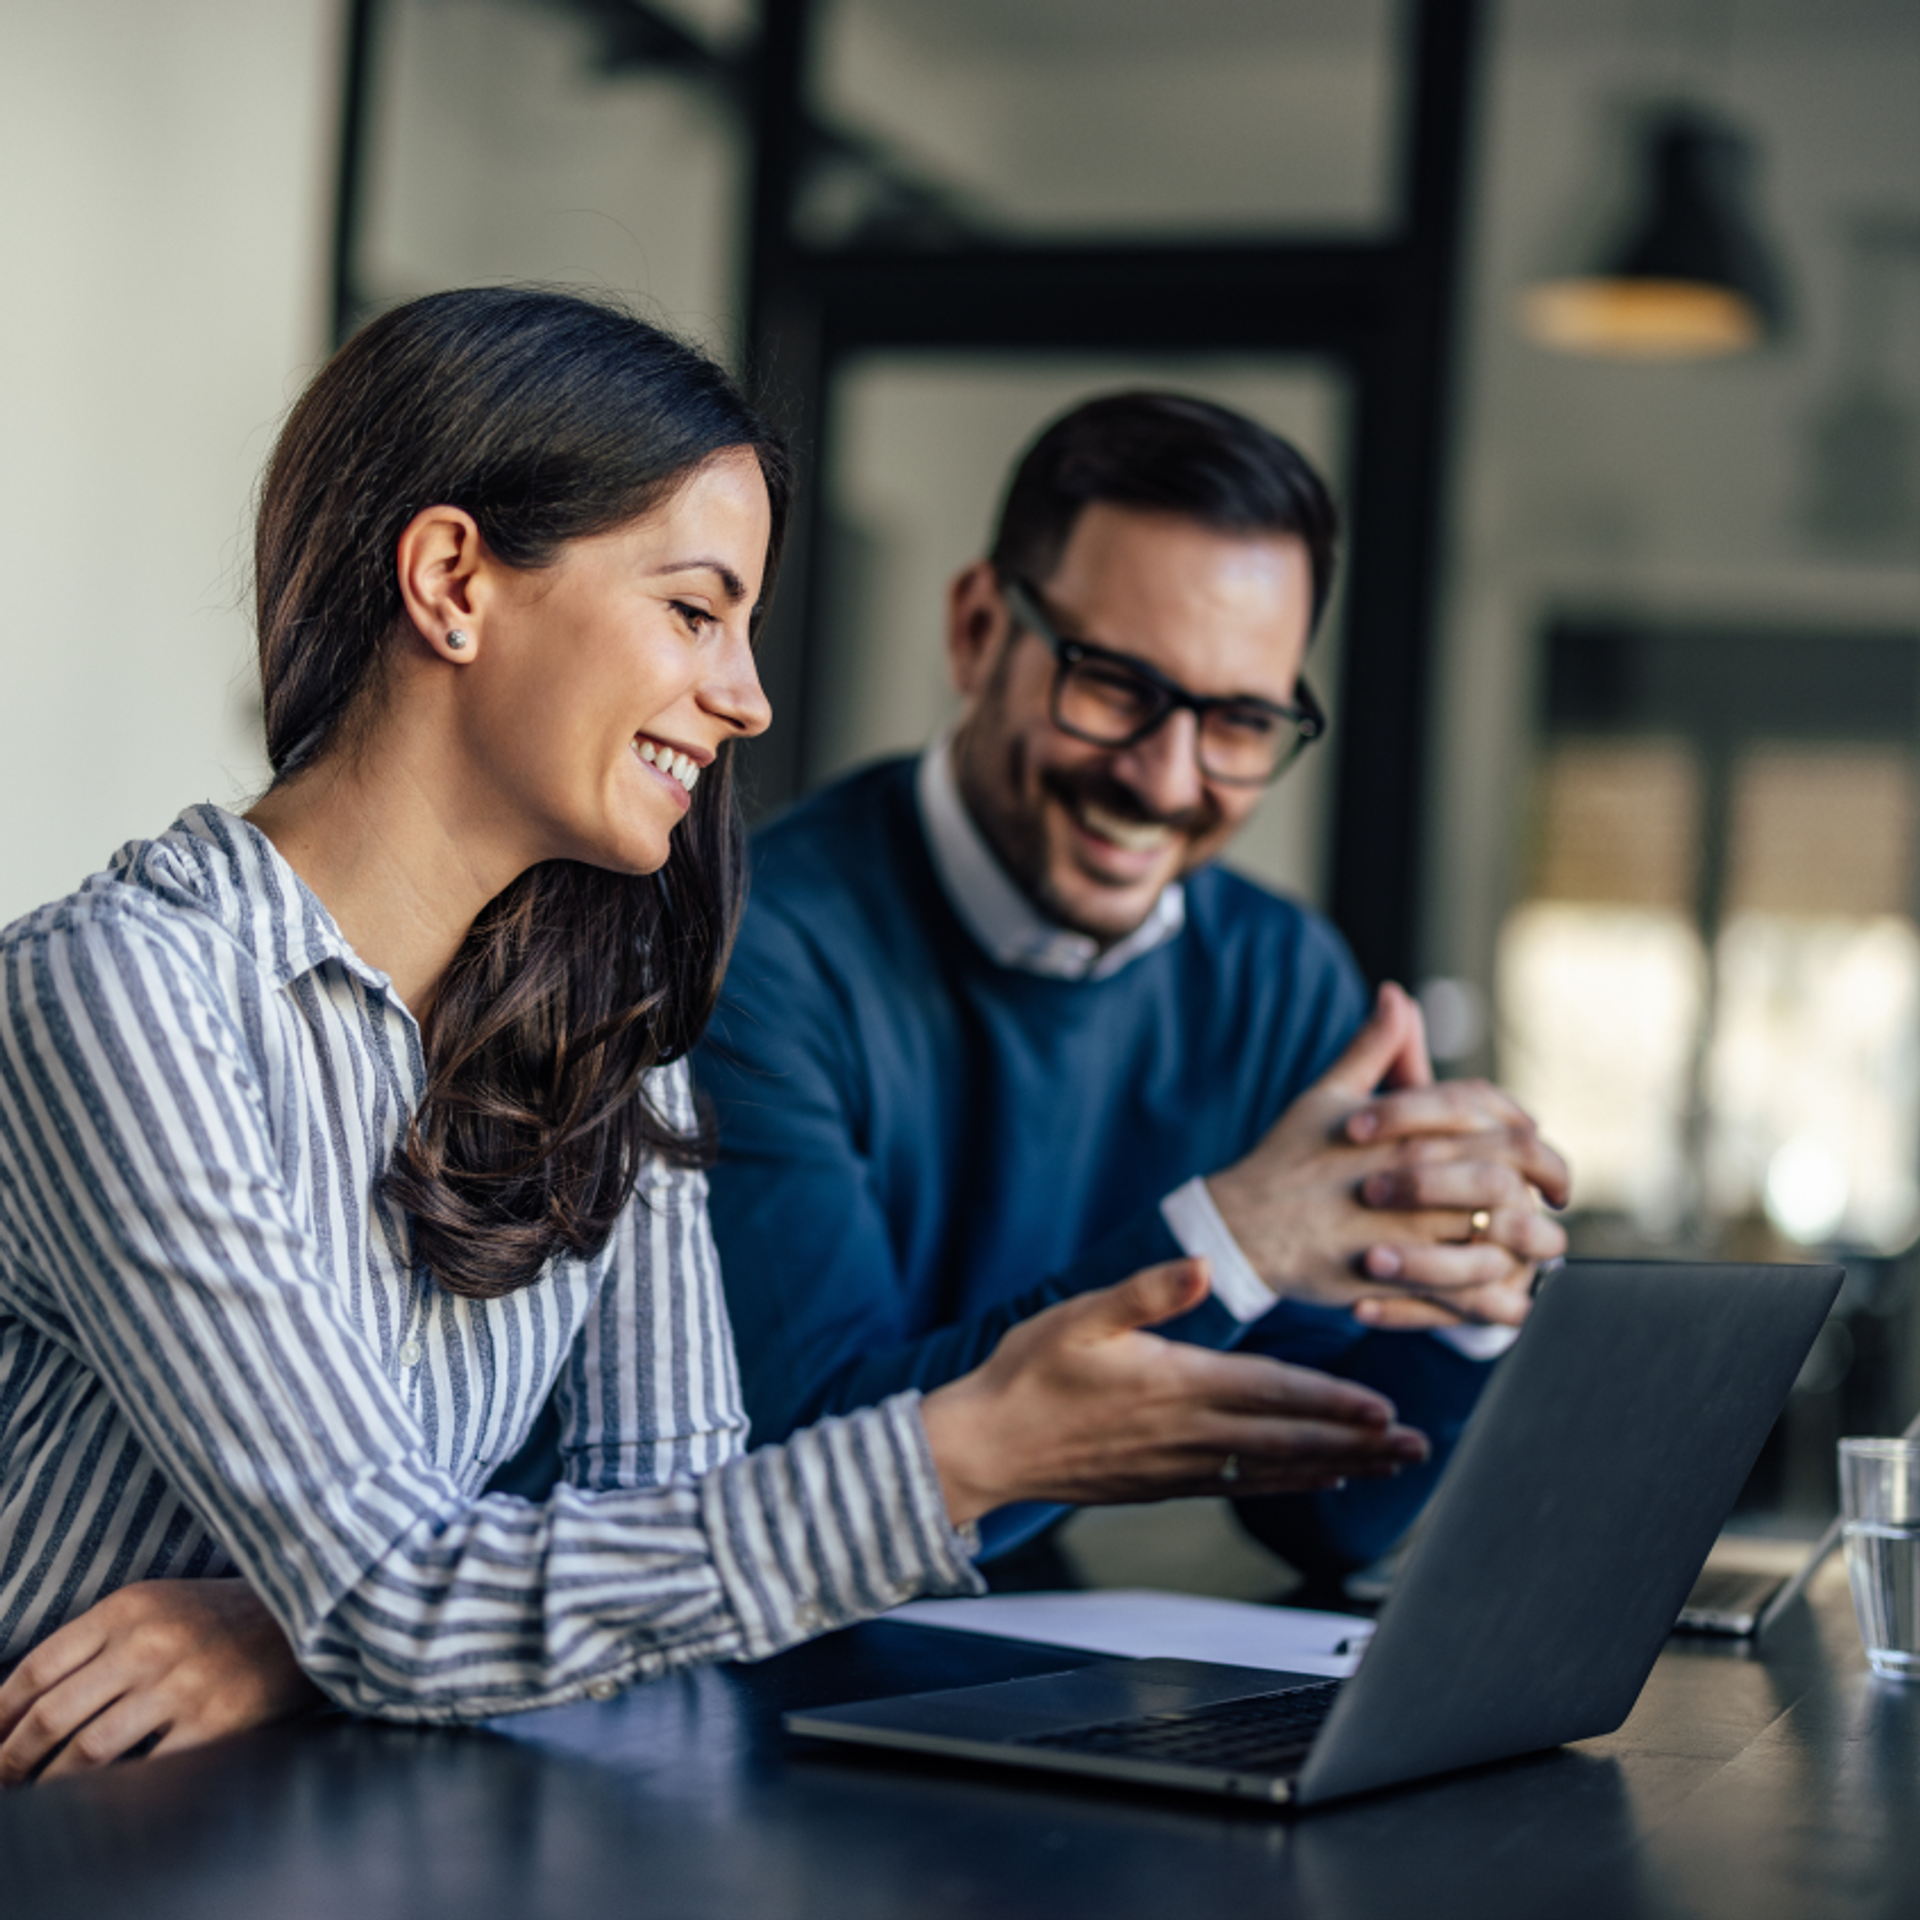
697, 392, 1567, 1577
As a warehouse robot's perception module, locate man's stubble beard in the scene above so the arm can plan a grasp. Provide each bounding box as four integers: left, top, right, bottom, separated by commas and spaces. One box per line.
951, 716, 1056, 916
951, 706, 1223, 946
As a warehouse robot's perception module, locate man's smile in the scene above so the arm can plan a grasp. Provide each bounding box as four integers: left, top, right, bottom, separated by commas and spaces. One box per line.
1074, 800, 1177, 854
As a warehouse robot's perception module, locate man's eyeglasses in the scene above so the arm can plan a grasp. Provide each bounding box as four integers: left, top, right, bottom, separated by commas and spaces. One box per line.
1000, 575, 1326, 788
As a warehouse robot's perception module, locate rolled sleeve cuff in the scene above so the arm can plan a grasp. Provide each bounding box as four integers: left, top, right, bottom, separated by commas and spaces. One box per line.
700, 1392, 985, 1663
1160, 1177, 1277, 1324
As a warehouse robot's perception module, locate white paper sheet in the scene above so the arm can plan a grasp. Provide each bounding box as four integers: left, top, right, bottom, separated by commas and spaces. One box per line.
889, 1589, 1373, 1678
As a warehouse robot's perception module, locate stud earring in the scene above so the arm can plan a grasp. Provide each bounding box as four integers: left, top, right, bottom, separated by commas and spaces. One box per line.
445, 629, 471, 652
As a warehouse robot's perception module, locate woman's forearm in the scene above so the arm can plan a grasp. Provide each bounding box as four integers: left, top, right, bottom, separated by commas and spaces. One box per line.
284, 1396, 977, 1721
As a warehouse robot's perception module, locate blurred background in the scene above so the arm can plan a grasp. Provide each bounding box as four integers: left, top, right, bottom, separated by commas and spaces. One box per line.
4, 0, 1918, 1578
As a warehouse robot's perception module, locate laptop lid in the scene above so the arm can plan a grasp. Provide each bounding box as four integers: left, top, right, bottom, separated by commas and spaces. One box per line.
1293, 1259, 1839, 1803
788, 1261, 1838, 1808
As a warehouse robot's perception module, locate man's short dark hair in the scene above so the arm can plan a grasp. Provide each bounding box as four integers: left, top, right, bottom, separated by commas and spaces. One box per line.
988, 391, 1339, 628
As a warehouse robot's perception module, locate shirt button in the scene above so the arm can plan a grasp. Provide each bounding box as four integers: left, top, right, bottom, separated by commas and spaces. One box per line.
398, 1340, 423, 1367
587, 1678, 619, 1702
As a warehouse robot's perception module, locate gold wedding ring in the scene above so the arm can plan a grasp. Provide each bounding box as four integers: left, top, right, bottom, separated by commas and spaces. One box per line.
1219, 1452, 1242, 1485
1467, 1208, 1494, 1242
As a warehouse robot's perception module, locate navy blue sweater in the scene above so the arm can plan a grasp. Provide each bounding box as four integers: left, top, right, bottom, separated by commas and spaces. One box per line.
697, 758, 1491, 1563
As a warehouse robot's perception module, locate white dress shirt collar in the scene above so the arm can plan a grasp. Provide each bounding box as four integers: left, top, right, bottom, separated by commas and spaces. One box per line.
914, 732, 1185, 983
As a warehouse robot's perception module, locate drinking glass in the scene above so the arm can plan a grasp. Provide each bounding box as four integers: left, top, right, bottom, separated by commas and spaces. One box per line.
1839, 1437, 1920, 1679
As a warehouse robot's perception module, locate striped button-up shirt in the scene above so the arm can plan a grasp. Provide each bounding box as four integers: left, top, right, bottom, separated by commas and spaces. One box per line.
0, 806, 980, 1719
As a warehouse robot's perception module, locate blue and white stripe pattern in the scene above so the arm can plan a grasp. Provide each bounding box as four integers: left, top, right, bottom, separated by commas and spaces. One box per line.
0, 807, 980, 1719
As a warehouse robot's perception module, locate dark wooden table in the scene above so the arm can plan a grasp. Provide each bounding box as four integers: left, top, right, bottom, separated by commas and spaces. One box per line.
7, 1559, 1917, 1920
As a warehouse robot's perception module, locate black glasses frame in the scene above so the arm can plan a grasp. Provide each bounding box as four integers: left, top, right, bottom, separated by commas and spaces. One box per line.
1000, 575, 1327, 787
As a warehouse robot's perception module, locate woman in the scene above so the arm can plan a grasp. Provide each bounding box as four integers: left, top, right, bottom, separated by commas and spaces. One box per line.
0, 289, 1419, 1781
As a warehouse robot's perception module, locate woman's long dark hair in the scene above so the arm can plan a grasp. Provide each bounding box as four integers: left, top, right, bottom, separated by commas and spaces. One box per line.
255, 287, 790, 1299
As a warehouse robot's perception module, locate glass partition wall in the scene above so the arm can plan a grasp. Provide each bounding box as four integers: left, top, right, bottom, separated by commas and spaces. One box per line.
334, 0, 1920, 1541
799, 0, 1402, 244
343, 0, 752, 349
338, 0, 1480, 983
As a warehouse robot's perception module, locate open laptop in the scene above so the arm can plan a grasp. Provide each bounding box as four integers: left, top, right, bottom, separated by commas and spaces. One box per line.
787, 1260, 1840, 1808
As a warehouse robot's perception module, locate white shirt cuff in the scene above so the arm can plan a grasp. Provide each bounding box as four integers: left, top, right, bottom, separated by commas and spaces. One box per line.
1159, 1178, 1276, 1323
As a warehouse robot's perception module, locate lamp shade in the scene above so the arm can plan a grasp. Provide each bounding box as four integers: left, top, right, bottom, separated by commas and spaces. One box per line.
1523, 109, 1787, 360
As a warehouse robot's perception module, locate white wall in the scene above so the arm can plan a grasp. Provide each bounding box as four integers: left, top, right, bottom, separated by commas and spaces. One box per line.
0, 0, 338, 926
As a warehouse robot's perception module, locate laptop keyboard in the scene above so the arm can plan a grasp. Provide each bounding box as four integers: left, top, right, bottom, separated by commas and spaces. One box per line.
1014, 1681, 1343, 1774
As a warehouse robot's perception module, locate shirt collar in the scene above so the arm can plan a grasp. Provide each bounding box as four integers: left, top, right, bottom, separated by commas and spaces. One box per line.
123, 803, 406, 1006
914, 733, 1185, 983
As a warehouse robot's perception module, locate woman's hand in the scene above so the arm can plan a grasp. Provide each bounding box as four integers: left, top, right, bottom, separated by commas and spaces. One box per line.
919, 1258, 1431, 1527
0, 1579, 321, 1786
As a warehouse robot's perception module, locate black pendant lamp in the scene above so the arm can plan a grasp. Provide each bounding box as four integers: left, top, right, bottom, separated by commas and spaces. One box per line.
1523, 108, 1787, 360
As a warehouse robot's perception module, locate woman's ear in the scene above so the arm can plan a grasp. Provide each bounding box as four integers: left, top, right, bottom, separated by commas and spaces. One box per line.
396, 506, 487, 663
